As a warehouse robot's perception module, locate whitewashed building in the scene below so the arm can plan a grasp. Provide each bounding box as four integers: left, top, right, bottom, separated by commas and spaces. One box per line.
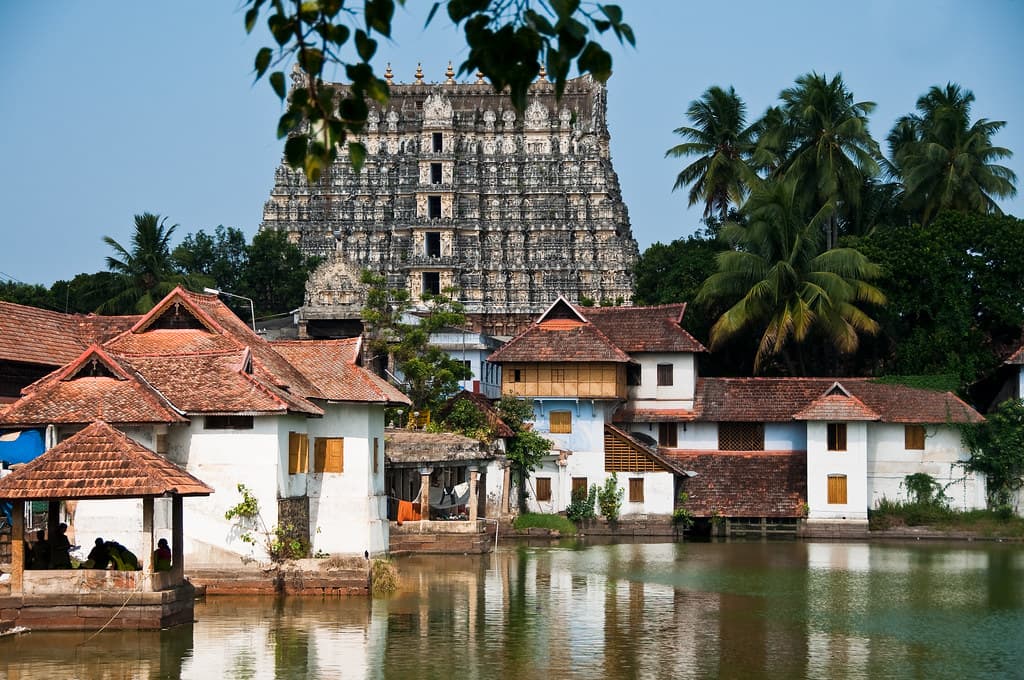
0, 288, 409, 565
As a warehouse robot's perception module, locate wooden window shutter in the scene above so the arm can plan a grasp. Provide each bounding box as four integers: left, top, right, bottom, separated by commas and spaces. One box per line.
550, 410, 572, 434
571, 477, 588, 497
827, 423, 847, 451
658, 422, 677, 447
629, 478, 644, 503
656, 364, 673, 386
827, 475, 847, 504
289, 432, 308, 474
905, 425, 925, 450
327, 438, 344, 473
313, 438, 326, 473
536, 478, 552, 501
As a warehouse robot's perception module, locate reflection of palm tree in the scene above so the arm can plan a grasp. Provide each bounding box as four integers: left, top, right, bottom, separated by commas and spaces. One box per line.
698, 179, 885, 373
666, 86, 758, 222
101, 213, 187, 313
888, 83, 1017, 226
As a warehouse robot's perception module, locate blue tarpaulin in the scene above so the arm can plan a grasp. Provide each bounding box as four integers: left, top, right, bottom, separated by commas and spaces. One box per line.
0, 429, 45, 465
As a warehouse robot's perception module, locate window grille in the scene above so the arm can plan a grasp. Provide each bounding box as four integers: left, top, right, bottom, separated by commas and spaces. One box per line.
718, 423, 764, 451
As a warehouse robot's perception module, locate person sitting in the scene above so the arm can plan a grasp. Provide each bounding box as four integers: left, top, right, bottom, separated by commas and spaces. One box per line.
49, 522, 72, 569
154, 538, 172, 572
85, 537, 111, 569
106, 541, 140, 571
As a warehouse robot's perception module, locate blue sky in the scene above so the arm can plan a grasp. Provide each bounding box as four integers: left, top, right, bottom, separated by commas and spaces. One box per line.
1, 1, 1022, 287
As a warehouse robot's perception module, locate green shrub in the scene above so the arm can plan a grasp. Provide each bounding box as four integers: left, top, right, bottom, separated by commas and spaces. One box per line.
566, 485, 597, 523
371, 558, 399, 596
672, 491, 694, 530
596, 476, 624, 522
513, 513, 577, 534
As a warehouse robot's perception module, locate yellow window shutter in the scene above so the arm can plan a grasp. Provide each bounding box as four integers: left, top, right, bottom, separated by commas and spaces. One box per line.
326, 438, 344, 473
288, 432, 300, 475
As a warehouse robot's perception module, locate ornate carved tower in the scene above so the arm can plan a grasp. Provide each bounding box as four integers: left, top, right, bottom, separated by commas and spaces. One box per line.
260, 67, 639, 337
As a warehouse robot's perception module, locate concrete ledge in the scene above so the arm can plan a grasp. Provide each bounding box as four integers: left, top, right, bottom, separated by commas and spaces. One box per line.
799, 519, 870, 539
188, 561, 370, 596
0, 582, 197, 630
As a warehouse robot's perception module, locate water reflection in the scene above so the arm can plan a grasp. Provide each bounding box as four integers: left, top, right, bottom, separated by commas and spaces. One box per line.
1, 540, 1022, 679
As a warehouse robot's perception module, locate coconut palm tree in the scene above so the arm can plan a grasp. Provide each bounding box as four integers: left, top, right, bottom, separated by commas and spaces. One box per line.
697, 178, 885, 374
666, 85, 759, 222
101, 212, 187, 313
758, 73, 882, 246
888, 83, 1017, 226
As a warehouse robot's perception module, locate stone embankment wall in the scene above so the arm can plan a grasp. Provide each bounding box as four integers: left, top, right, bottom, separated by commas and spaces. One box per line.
188, 559, 370, 596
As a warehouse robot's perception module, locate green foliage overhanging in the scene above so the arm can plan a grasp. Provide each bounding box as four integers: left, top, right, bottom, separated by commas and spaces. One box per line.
243, 0, 635, 182
961, 399, 1024, 510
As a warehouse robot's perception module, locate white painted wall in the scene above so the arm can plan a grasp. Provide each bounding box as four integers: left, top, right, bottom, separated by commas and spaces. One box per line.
766, 423, 805, 450
866, 423, 985, 511
677, 422, 718, 450
627, 353, 696, 406
805, 421, 868, 520
1018, 366, 1024, 400
306, 403, 389, 557
525, 455, 675, 516
534, 399, 605, 455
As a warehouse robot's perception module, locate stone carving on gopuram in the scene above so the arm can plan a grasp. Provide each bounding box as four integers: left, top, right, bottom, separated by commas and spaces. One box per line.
259, 63, 639, 338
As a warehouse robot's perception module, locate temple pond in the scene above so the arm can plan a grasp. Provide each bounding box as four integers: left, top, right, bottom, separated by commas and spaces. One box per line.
2, 539, 1022, 679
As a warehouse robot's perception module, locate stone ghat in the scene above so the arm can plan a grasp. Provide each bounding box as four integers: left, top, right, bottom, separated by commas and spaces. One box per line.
0, 582, 196, 630
389, 520, 496, 555
188, 560, 370, 596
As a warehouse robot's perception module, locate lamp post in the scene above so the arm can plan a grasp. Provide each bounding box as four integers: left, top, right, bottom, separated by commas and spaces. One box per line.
203, 287, 257, 332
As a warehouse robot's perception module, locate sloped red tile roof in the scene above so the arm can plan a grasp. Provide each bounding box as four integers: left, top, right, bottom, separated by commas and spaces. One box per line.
613, 406, 698, 423
582, 304, 707, 353
488, 320, 631, 363
0, 421, 212, 500
793, 386, 880, 421
663, 450, 807, 517
695, 378, 982, 424
121, 351, 321, 416
434, 390, 513, 438
1006, 344, 1024, 365
271, 339, 411, 405
0, 346, 185, 426
0, 301, 136, 367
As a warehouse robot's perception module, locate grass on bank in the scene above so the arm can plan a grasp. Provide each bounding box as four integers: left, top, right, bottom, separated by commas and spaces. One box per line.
513, 513, 578, 535
869, 498, 1024, 538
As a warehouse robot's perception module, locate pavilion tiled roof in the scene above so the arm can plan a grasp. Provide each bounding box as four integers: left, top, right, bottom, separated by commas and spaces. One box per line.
663, 450, 807, 517
0, 421, 213, 500
0, 301, 136, 367
612, 406, 698, 423
385, 428, 495, 465
583, 304, 707, 353
272, 338, 411, 405
0, 346, 185, 426
694, 378, 982, 424
1006, 344, 1024, 365
604, 424, 694, 477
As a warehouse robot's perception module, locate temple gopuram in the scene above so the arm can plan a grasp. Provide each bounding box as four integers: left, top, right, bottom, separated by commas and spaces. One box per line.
259, 64, 639, 338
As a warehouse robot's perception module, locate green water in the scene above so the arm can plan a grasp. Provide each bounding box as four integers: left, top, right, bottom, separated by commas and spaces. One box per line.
2, 540, 1022, 679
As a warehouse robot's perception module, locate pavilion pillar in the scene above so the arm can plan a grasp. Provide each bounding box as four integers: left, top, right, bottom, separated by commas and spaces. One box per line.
172, 495, 184, 582
501, 464, 511, 516
418, 467, 432, 525
468, 466, 479, 523
10, 500, 24, 595
142, 497, 155, 575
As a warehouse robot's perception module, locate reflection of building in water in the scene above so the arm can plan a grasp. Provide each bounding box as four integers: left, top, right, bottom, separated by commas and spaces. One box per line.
260, 67, 639, 338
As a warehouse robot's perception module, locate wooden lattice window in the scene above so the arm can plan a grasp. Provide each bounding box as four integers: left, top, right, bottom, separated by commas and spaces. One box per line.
314, 438, 344, 473
827, 475, 847, 504
629, 478, 644, 503
604, 431, 664, 472
718, 423, 764, 451
827, 423, 847, 451
658, 422, 677, 447
536, 477, 552, 501
288, 432, 309, 474
905, 425, 925, 450
657, 363, 674, 386
549, 410, 572, 434
551, 368, 566, 383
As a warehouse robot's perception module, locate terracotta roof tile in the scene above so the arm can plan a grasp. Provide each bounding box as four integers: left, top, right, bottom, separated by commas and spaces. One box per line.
663, 450, 807, 517
0, 301, 135, 367
0, 346, 185, 426
583, 304, 707, 353
793, 384, 880, 421
488, 321, 631, 363
272, 339, 411, 405
385, 428, 494, 465
0, 421, 213, 500
613, 406, 698, 423
1006, 344, 1024, 365
695, 378, 982, 424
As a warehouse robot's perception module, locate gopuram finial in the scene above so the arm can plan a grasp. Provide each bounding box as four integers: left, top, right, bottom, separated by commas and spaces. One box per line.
537, 64, 548, 82
475, 69, 486, 85
415, 62, 424, 84
445, 61, 456, 84
384, 62, 393, 85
